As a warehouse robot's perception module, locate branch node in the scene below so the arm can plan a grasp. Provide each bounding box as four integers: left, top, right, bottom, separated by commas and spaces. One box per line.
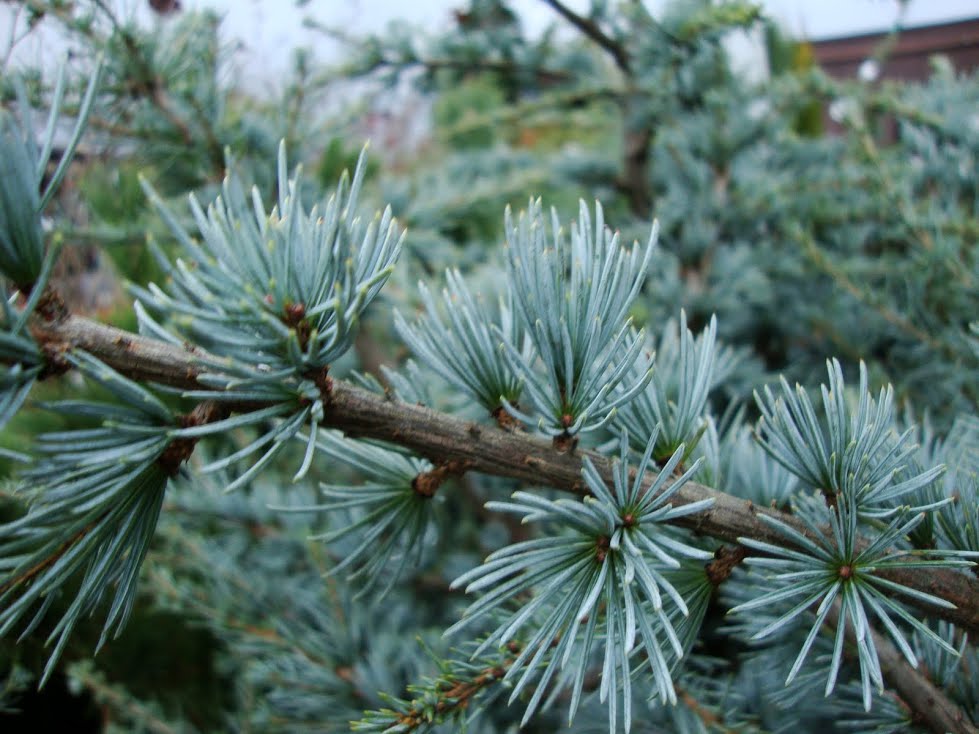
157, 401, 229, 477
491, 405, 520, 431
36, 286, 69, 323
36, 340, 71, 380
705, 545, 748, 587
552, 432, 577, 453
412, 459, 473, 498
305, 366, 333, 400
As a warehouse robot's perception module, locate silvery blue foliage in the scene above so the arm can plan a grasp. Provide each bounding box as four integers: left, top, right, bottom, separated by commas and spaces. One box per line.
136, 143, 402, 381
447, 430, 713, 732
0, 352, 174, 682
1, 2, 978, 729
755, 360, 945, 516
134, 144, 403, 489
147, 498, 445, 734
0, 59, 102, 288
280, 429, 439, 596
722, 423, 800, 507
499, 199, 656, 438
394, 267, 531, 416
923, 415, 979, 557
0, 60, 103, 430
0, 295, 43, 432
730, 490, 975, 710
615, 311, 717, 461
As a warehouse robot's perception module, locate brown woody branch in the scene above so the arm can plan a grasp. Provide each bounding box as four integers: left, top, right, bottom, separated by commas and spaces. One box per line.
412, 459, 474, 498
877, 628, 977, 734
704, 544, 748, 587
538, 0, 658, 215
541, 0, 631, 74
700, 545, 973, 734
824, 602, 978, 734
26, 314, 979, 639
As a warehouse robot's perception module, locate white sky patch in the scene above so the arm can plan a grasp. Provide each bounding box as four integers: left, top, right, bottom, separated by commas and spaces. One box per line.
1, 0, 976, 88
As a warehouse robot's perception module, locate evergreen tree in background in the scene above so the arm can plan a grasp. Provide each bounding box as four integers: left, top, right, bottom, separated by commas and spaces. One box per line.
0, 1, 977, 732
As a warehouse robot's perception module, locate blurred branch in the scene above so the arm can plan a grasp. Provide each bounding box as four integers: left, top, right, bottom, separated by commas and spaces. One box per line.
541, 0, 630, 74
88, 0, 225, 174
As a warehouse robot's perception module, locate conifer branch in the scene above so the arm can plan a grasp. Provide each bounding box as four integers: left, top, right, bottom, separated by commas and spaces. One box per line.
354, 642, 521, 731
541, 0, 631, 74
374, 55, 575, 85
825, 602, 978, 734
539, 0, 659, 216
26, 313, 979, 637
877, 627, 978, 734
706, 547, 973, 734
84, 0, 226, 173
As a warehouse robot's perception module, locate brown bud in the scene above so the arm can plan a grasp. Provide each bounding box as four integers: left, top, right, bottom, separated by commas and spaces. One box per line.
149, 0, 181, 15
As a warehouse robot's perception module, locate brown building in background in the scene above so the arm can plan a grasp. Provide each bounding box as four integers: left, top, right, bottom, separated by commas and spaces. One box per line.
811, 16, 979, 81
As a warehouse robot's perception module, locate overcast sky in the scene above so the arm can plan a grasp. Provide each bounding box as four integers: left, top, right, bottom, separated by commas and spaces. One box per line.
197, 0, 979, 80
3, 0, 977, 83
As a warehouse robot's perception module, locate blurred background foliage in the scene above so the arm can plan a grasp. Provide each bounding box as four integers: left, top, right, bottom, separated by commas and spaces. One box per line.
0, 0, 977, 730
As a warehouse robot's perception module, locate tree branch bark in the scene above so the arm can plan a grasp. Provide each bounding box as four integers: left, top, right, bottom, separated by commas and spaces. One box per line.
876, 627, 977, 734
825, 602, 978, 734
620, 114, 653, 217
539, 0, 657, 217
27, 314, 979, 638
541, 0, 631, 74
